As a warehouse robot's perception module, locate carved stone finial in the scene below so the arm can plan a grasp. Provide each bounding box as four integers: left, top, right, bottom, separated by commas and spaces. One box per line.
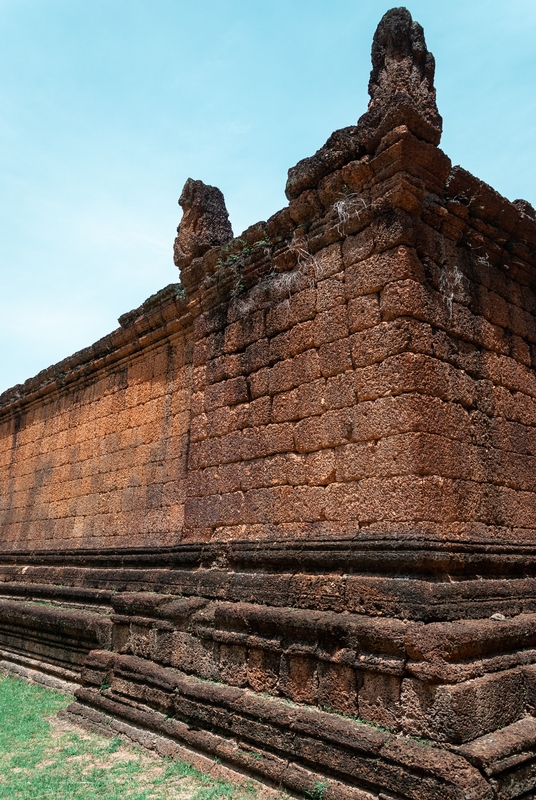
357, 7, 442, 153
173, 178, 233, 270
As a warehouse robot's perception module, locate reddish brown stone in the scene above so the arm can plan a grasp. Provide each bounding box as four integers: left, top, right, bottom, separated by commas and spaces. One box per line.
1, 8, 536, 799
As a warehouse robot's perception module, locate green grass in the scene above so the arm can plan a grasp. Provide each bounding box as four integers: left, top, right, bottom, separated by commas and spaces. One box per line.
0, 675, 267, 800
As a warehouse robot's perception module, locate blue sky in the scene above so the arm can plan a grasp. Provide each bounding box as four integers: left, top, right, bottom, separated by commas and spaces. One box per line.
1, 0, 535, 393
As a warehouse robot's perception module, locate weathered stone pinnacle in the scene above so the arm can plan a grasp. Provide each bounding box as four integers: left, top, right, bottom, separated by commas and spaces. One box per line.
285, 8, 441, 200
173, 178, 233, 270
357, 7, 442, 152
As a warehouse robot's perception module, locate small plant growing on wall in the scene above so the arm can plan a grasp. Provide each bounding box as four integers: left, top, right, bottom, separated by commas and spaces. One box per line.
305, 780, 328, 800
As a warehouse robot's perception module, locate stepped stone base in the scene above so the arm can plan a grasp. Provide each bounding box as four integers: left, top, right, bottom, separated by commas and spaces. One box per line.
0, 537, 536, 797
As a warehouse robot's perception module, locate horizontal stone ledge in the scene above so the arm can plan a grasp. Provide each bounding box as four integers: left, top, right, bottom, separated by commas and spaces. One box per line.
109, 599, 407, 672
62, 700, 290, 799
111, 592, 208, 619
3, 532, 536, 575
405, 613, 536, 663
456, 715, 536, 778
64, 699, 379, 800
0, 644, 80, 678
0, 581, 113, 604
106, 596, 536, 679
5, 569, 536, 623
75, 653, 492, 799
407, 648, 536, 684
0, 645, 81, 692
0, 598, 112, 646
196, 601, 407, 656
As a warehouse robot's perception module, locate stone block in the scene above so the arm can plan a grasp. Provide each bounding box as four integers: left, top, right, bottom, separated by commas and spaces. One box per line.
401, 670, 526, 743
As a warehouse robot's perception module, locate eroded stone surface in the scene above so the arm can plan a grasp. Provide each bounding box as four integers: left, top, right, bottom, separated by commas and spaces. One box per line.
173, 178, 233, 269
357, 7, 442, 152
0, 7, 535, 799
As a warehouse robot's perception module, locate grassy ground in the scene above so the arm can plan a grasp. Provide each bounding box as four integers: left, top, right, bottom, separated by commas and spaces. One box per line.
0, 675, 284, 800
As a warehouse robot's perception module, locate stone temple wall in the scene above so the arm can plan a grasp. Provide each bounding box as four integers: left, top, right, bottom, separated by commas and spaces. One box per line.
0, 291, 193, 551
1, 8, 536, 799
182, 147, 536, 547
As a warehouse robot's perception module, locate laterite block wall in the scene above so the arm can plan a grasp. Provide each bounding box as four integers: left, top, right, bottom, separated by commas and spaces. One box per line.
0, 297, 193, 551
2, 7, 536, 799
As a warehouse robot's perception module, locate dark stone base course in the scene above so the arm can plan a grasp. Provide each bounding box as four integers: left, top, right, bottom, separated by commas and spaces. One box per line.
4, 534, 536, 622
0, 646, 79, 693
71, 651, 491, 800
0, 597, 111, 674
60, 703, 288, 800
1, 539, 536, 796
